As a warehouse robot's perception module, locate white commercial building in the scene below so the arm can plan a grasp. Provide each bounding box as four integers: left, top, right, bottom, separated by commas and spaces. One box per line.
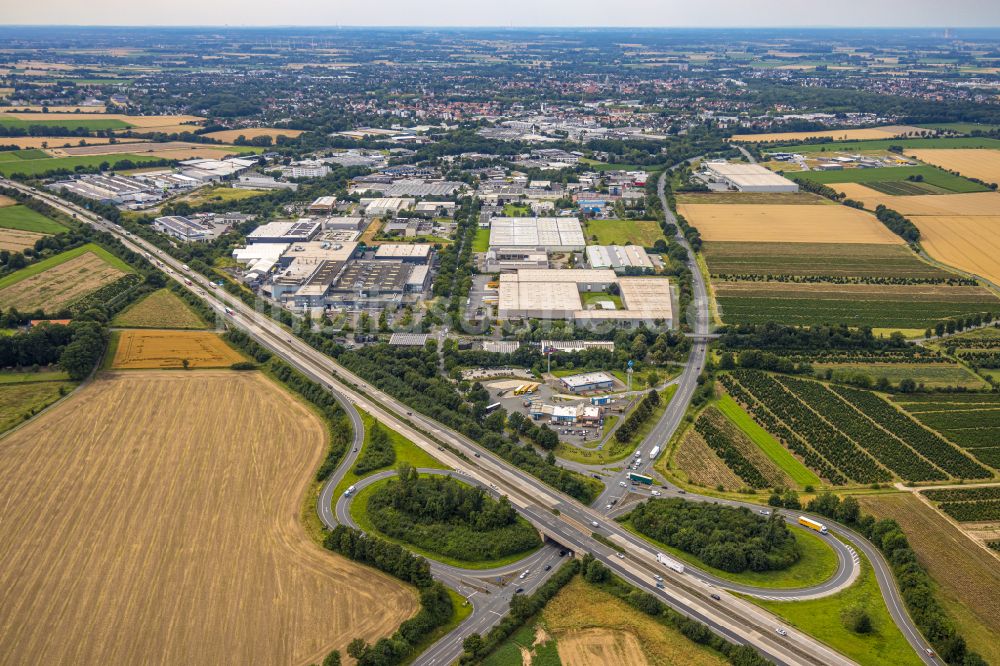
498, 269, 672, 328
488, 217, 586, 252
703, 162, 799, 193
586, 245, 654, 272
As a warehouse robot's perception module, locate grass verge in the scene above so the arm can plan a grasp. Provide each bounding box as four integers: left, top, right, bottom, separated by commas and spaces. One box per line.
715, 393, 821, 488
746, 548, 922, 666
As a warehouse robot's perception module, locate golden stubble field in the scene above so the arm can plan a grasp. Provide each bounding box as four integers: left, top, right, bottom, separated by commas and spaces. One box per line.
0, 227, 46, 251
911, 215, 1000, 286
0, 371, 418, 666
907, 148, 1000, 185
112, 330, 244, 369
676, 203, 904, 244
0, 251, 126, 311
731, 125, 925, 143
835, 184, 1000, 216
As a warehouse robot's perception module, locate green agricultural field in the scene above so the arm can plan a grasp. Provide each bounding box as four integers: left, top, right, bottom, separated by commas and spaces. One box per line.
864, 180, 951, 195
0, 381, 75, 433
750, 551, 922, 666
787, 165, 986, 193
0, 205, 68, 234
715, 393, 821, 487
815, 362, 989, 390
585, 219, 664, 247
716, 282, 999, 330
0, 153, 168, 177
0, 149, 49, 162
701, 242, 948, 279
0, 370, 71, 384
778, 137, 1000, 153
0, 116, 131, 131
916, 123, 1000, 134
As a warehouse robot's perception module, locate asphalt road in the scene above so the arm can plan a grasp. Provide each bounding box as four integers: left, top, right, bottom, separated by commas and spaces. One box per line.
6, 178, 937, 666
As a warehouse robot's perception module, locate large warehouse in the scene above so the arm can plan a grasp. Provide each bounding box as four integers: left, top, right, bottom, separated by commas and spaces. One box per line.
489, 217, 586, 252
703, 162, 799, 193
498, 269, 672, 327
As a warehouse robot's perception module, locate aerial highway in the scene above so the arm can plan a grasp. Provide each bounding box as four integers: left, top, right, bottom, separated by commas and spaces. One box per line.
3, 177, 936, 665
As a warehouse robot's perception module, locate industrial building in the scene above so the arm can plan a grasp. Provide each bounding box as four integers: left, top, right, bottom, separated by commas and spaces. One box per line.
363, 197, 415, 217
488, 217, 586, 252
559, 371, 615, 393
153, 215, 214, 242
308, 196, 338, 213
282, 161, 330, 179
351, 179, 465, 198
585, 245, 654, 272
541, 340, 615, 353
702, 162, 799, 193
483, 248, 549, 272
498, 269, 673, 328
324, 216, 367, 231
373, 244, 433, 264
246, 220, 321, 244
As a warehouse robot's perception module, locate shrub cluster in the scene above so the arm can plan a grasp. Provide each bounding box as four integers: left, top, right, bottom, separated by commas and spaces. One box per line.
615, 389, 661, 443
627, 498, 800, 573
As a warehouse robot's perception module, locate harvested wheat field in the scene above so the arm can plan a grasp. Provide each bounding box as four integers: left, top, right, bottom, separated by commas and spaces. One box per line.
731, 125, 924, 143
203, 127, 304, 142
0, 370, 417, 666
912, 215, 1000, 285
0, 112, 205, 128
677, 203, 903, 244
675, 429, 745, 490
908, 149, 1000, 186
0, 250, 127, 311
542, 577, 725, 666
857, 493, 1000, 664
0, 227, 46, 251
112, 330, 243, 369
0, 195, 15, 207
0, 136, 141, 149
835, 184, 1000, 216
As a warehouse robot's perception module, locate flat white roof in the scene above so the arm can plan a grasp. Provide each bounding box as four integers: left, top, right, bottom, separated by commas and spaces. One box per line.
562, 371, 615, 388
374, 244, 432, 258
489, 217, 585, 249
704, 162, 798, 188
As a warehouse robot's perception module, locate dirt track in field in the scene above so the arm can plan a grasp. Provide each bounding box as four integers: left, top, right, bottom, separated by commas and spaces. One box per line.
0, 370, 417, 666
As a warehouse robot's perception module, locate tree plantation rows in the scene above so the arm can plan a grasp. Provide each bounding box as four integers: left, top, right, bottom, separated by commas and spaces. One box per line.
923, 487, 1000, 503
720, 370, 991, 485
693, 409, 771, 489
938, 500, 1000, 522
366, 465, 541, 563
626, 498, 800, 574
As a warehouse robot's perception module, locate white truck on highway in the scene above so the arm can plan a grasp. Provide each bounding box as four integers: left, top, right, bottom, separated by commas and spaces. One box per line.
634, 450, 642, 459
648, 445, 661, 460
656, 552, 685, 574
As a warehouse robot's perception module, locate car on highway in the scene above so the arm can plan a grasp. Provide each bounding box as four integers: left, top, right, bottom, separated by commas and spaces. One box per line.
654, 574, 663, 582
519, 570, 529, 579
558, 550, 566, 557
605, 504, 612, 509
515, 588, 524, 594
619, 481, 627, 487
615, 552, 625, 559
759, 509, 771, 516
651, 490, 661, 496
710, 593, 721, 601
591, 521, 599, 528
775, 627, 787, 636
677, 489, 686, 494
544, 565, 551, 571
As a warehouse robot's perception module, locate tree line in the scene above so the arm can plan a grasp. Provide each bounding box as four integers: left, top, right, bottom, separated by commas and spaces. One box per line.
322, 524, 453, 666
615, 389, 662, 444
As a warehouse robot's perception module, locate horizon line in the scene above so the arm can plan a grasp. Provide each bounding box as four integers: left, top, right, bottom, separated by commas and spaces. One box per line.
0, 24, 997, 30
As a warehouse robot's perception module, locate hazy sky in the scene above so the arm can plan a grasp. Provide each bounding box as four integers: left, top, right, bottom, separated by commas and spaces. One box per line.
4, 0, 1000, 27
